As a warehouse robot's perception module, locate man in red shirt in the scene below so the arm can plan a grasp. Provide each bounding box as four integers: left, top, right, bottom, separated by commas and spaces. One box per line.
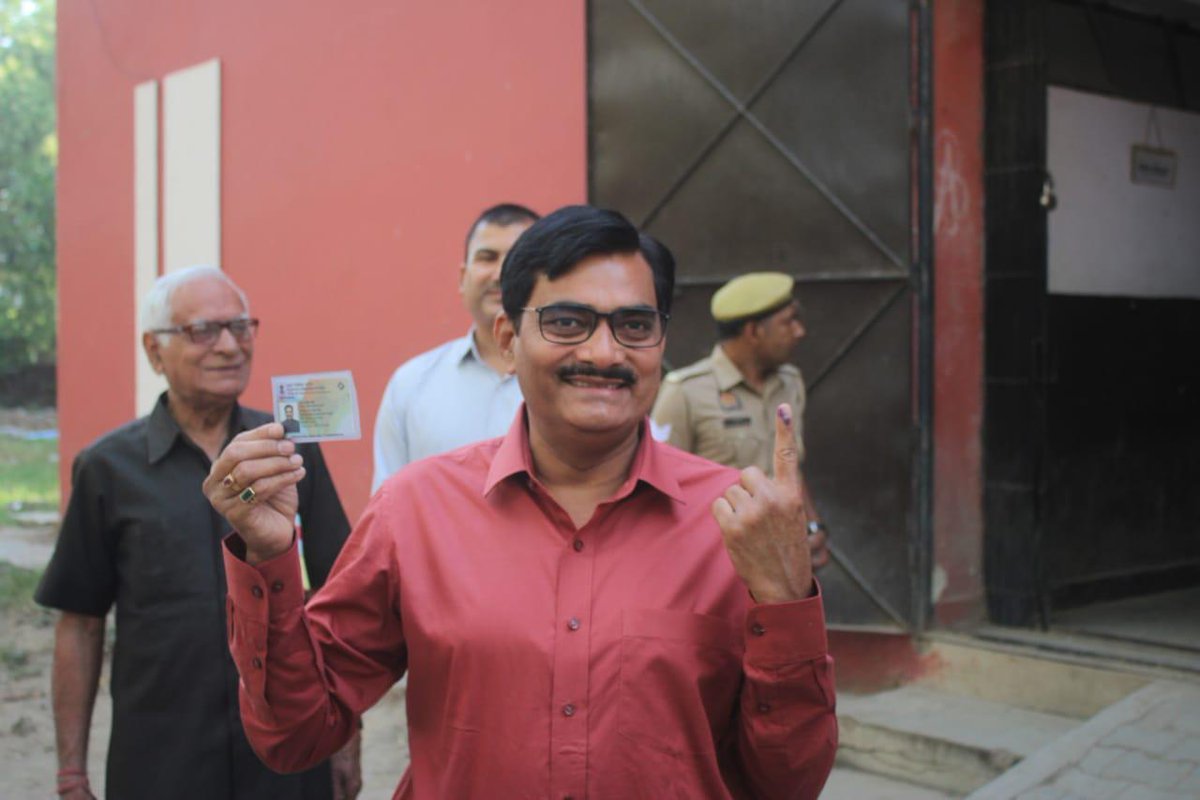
204, 205, 837, 798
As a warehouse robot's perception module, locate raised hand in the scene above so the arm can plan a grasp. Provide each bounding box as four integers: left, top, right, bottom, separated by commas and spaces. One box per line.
711, 404, 814, 604
202, 423, 305, 563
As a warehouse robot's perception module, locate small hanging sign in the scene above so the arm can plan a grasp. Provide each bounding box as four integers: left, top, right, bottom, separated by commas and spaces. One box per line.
1131, 106, 1176, 188
1130, 144, 1177, 188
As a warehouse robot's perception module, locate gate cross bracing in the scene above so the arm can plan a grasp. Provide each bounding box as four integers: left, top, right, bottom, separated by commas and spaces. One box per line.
589, 0, 925, 628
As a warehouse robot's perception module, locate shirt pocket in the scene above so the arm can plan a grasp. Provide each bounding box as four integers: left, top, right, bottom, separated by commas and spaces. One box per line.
618, 608, 744, 757
118, 513, 208, 610
732, 428, 766, 470
702, 413, 765, 470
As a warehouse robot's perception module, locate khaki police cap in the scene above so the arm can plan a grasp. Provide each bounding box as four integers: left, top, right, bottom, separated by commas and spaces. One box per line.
710, 272, 795, 322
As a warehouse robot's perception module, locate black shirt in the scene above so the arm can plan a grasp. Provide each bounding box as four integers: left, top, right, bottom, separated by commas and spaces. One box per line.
36, 394, 351, 800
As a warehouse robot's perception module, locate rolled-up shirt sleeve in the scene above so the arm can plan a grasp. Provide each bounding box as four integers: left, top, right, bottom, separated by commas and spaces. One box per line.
223, 503, 407, 774
734, 586, 837, 800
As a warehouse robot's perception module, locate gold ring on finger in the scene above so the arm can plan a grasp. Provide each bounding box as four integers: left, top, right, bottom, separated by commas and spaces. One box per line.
222, 472, 242, 493
239, 486, 257, 505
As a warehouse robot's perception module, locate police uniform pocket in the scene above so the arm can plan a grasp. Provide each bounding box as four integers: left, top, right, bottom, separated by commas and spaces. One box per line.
733, 431, 766, 470
715, 412, 765, 470
617, 608, 744, 757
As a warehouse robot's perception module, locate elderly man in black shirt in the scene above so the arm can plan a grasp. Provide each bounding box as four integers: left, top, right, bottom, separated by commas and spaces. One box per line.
36, 266, 359, 800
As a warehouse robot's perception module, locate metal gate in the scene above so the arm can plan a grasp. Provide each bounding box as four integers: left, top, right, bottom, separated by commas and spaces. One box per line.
589, 0, 920, 627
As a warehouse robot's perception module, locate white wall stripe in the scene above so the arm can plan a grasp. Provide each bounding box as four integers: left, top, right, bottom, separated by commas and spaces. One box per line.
134, 80, 165, 416
163, 58, 221, 272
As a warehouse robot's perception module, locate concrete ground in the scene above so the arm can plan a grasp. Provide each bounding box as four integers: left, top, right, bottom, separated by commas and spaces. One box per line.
1052, 587, 1200, 653
968, 680, 1200, 800
823, 766, 957, 799
359, 683, 410, 796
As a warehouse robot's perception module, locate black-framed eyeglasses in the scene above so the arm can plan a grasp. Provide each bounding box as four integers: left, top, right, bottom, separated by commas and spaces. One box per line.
522, 303, 668, 348
151, 317, 260, 346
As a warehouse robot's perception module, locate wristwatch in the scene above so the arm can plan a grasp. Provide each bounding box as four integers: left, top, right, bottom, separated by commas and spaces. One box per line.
806, 520, 829, 537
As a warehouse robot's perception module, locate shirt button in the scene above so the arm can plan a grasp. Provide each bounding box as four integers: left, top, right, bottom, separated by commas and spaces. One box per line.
572, 538, 584, 552
271, 580, 285, 593
250, 586, 263, 599
757, 702, 771, 713
567, 617, 581, 631
252, 657, 263, 669
562, 703, 576, 717
751, 622, 766, 636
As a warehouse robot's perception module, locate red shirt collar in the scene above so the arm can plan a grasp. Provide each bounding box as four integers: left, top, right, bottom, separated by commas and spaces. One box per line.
484, 404, 685, 503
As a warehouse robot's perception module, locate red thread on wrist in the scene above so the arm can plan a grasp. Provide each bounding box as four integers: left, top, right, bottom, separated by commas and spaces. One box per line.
57, 773, 91, 796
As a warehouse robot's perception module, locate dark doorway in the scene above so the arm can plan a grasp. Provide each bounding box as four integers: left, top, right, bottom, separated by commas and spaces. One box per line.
984, 0, 1200, 631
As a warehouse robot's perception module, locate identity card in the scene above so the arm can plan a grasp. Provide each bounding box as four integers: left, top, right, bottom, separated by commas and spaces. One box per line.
270, 370, 361, 443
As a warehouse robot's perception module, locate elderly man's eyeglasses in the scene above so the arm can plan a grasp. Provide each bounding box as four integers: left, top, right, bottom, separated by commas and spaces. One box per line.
152, 318, 260, 346
522, 304, 668, 348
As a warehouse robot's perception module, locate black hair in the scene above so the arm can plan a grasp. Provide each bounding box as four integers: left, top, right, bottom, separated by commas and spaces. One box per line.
500, 205, 675, 329
715, 296, 795, 341
638, 232, 676, 292
464, 203, 540, 258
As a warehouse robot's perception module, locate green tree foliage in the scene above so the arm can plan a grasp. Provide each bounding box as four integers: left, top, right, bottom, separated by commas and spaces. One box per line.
0, 0, 56, 373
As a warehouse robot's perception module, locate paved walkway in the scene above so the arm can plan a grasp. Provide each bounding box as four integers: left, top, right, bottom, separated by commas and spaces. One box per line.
822, 766, 955, 798
968, 680, 1200, 800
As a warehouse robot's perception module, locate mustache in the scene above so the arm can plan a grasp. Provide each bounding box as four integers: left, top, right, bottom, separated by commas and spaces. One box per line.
557, 363, 637, 386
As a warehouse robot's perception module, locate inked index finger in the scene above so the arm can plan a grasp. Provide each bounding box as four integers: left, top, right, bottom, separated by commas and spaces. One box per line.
772, 403, 801, 488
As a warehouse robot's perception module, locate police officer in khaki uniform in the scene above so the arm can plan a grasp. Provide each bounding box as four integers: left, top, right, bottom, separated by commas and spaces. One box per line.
653, 272, 829, 561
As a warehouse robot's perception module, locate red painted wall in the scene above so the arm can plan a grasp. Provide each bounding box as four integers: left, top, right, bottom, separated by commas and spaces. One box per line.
56, 0, 135, 501
931, 0, 986, 626
57, 1, 587, 518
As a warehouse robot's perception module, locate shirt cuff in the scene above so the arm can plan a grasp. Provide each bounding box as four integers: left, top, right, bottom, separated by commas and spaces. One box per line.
744, 580, 828, 665
222, 531, 306, 622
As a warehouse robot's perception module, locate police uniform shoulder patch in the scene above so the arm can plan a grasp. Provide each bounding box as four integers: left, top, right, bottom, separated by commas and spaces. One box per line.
665, 359, 714, 384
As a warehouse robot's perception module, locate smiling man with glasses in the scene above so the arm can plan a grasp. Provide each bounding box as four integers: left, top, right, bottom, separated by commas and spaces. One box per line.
36, 265, 359, 800
522, 302, 668, 348
206, 208, 837, 799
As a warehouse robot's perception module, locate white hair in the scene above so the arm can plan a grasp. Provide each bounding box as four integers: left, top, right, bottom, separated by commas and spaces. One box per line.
141, 265, 250, 342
